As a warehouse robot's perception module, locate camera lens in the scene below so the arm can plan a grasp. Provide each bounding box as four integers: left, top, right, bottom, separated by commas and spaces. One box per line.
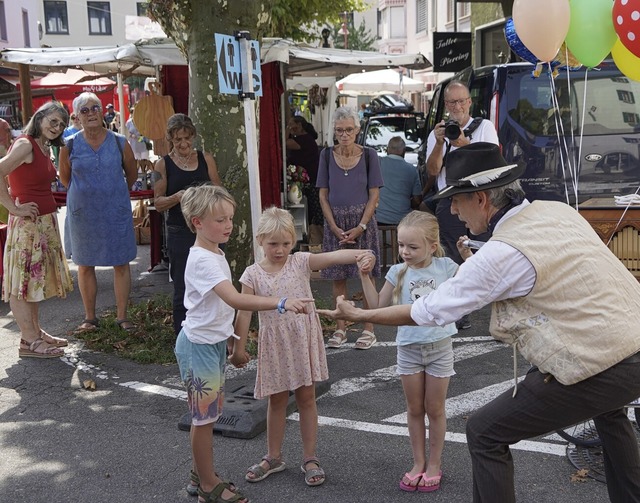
444, 121, 460, 140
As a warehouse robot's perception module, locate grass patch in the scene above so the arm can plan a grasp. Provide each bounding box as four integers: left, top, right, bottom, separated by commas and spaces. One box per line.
74, 294, 176, 364
74, 291, 338, 365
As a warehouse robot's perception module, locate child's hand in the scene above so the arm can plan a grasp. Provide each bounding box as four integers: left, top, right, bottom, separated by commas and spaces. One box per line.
228, 351, 250, 368
356, 250, 375, 274
456, 235, 474, 261
284, 297, 314, 314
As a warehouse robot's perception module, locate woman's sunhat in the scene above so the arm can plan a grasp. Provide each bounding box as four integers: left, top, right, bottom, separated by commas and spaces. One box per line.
433, 142, 524, 200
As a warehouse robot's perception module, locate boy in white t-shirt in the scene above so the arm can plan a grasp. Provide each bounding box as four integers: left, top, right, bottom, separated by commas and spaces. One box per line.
175, 184, 312, 503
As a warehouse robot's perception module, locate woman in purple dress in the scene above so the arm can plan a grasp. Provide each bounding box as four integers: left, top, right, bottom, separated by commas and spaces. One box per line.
317, 106, 382, 350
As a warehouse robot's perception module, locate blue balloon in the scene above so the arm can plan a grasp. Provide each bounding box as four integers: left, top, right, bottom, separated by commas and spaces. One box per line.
504, 18, 538, 65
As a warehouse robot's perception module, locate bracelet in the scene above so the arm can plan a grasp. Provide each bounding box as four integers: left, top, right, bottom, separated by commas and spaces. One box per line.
277, 297, 287, 314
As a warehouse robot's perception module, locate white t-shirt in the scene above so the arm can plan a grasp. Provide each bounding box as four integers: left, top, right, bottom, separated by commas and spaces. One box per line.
426, 117, 499, 190
182, 246, 235, 344
386, 257, 458, 344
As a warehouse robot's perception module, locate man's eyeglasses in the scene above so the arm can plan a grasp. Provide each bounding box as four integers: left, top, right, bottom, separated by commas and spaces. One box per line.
445, 98, 470, 107
79, 104, 103, 115
44, 116, 66, 130
334, 127, 356, 136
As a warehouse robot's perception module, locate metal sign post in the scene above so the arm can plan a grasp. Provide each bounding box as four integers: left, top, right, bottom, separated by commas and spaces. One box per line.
215, 31, 263, 262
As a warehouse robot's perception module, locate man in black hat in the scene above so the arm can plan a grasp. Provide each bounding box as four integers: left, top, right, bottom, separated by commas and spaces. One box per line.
319, 142, 640, 503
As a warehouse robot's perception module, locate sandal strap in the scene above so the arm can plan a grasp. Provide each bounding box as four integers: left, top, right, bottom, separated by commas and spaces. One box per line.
261, 455, 283, 469
302, 456, 320, 467
198, 481, 246, 502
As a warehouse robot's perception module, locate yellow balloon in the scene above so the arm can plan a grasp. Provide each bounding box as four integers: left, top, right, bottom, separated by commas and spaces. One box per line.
612, 39, 640, 82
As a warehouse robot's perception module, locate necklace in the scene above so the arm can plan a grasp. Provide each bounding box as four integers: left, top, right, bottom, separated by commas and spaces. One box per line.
35, 139, 50, 158
172, 149, 194, 169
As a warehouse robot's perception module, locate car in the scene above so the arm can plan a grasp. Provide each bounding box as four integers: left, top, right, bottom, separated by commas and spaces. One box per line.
358, 94, 425, 167
420, 60, 640, 204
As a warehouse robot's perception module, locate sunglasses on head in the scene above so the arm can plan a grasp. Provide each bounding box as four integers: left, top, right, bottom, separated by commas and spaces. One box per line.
79, 104, 102, 115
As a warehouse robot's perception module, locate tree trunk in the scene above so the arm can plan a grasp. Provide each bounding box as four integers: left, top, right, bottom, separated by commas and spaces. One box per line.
184, 1, 274, 278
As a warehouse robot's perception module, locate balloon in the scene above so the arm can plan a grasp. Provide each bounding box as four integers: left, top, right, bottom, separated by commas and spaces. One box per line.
554, 43, 582, 70
612, 39, 640, 81
565, 0, 617, 68
513, 0, 570, 62
504, 18, 538, 64
613, 0, 640, 59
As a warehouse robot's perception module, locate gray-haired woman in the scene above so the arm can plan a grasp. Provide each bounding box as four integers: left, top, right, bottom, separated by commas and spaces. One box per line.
59, 92, 138, 333
316, 106, 383, 350
153, 113, 222, 335
0, 101, 73, 357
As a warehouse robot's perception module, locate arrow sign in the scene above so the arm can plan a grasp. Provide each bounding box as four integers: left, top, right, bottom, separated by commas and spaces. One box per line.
214, 33, 262, 96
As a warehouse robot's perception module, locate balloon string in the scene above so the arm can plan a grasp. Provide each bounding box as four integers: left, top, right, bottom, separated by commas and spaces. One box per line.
548, 66, 574, 206
606, 184, 640, 247
575, 68, 589, 209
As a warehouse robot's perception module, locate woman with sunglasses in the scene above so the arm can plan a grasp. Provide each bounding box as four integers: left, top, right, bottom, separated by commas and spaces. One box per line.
0, 101, 73, 357
59, 92, 138, 334
316, 106, 383, 350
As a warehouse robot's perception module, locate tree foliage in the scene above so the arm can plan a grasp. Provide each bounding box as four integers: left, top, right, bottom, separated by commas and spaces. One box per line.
267, 0, 366, 41
330, 19, 378, 51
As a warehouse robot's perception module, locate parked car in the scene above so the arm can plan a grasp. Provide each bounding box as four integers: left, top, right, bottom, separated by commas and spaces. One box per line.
420, 61, 640, 204
358, 94, 425, 166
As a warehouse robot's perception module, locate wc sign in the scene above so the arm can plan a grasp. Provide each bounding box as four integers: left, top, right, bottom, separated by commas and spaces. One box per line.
214, 33, 262, 97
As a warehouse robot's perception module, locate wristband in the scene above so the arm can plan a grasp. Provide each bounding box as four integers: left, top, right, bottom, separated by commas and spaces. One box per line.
277, 297, 287, 314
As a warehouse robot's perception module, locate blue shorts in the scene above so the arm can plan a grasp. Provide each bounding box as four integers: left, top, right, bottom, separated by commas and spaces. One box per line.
175, 330, 227, 426
396, 337, 455, 378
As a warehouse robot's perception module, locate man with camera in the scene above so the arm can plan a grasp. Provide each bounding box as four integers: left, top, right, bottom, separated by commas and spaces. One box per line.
425, 81, 498, 329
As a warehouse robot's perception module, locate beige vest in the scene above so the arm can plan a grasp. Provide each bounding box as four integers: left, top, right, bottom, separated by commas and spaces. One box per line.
490, 201, 640, 385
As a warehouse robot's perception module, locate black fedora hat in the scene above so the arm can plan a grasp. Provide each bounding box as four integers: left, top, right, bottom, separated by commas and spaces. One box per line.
433, 142, 524, 200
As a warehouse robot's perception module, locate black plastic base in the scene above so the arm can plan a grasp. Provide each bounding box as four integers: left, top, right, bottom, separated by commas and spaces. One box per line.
178, 381, 331, 439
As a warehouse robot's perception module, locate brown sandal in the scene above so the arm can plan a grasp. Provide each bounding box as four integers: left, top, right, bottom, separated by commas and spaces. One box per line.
19, 338, 65, 359
39, 330, 68, 347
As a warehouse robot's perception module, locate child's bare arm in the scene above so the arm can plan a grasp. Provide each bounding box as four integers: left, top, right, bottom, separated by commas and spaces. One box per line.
214, 280, 313, 314
456, 235, 474, 261
309, 248, 374, 271
230, 284, 253, 368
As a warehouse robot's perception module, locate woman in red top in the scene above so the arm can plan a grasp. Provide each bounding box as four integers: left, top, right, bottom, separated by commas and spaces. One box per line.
0, 101, 73, 358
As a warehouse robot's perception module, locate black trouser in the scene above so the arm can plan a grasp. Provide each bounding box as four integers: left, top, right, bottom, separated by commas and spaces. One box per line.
167, 225, 196, 336
466, 352, 640, 503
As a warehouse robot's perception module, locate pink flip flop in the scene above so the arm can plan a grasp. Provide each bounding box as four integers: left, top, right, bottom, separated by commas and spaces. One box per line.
399, 471, 424, 492
418, 470, 442, 492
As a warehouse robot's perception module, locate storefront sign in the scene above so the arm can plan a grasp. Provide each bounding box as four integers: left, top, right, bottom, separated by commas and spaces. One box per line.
433, 32, 472, 73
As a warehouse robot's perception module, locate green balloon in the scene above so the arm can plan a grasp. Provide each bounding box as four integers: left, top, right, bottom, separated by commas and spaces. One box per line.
565, 0, 617, 68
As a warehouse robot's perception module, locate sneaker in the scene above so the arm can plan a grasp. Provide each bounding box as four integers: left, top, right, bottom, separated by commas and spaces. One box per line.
456, 316, 471, 330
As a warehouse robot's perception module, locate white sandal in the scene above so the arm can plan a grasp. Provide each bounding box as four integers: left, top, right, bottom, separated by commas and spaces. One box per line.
326, 329, 347, 348
355, 330, 376, 350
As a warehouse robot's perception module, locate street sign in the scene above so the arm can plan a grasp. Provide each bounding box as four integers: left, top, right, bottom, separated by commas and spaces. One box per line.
214, 33, 262, 96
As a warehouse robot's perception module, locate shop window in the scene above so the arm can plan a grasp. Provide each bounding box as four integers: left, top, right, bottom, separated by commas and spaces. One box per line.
44, 1, 68, 34
88, 1, 111, 35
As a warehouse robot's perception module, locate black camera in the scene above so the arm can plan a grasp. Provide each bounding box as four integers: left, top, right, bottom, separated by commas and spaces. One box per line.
443, 120, 461, 140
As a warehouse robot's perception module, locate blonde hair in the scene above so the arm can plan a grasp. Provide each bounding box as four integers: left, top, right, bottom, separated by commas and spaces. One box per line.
256, 206, 296, 243
392, 211, 445, 305
180, 184, 236, 233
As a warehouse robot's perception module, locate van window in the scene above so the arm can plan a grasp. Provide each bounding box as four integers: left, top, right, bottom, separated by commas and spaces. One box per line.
506, 70, 640, 137
469, 75, 494, 120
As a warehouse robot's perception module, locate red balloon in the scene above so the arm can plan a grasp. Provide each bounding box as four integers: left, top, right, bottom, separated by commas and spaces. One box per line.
613, 0, 640, 58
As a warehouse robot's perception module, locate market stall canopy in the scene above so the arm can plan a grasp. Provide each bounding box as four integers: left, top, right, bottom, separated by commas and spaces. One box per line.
336, 69, 425, 94
0, 39, 185, 76
261, 38, 431, 78
1, 38, 430, 78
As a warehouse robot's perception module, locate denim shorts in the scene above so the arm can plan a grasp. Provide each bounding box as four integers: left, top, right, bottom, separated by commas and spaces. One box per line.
175, 330, 227, 426
396, 337, 455, 378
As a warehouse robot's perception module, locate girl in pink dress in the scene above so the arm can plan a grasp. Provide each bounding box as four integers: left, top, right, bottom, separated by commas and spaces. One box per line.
235, 207, 374, 488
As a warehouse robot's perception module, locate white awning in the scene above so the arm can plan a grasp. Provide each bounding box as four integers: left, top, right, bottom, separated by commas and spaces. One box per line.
0, 37, 431, 80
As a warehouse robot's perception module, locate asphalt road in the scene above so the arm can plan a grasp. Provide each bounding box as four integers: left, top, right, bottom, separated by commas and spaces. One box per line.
0, 231, 619, 502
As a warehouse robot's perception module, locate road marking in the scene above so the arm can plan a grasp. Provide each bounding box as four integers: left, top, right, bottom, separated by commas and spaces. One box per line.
384, 378, 516, 424
288, 413, 567, 457
322, 340, 505, 399
119, 381, 187, 400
